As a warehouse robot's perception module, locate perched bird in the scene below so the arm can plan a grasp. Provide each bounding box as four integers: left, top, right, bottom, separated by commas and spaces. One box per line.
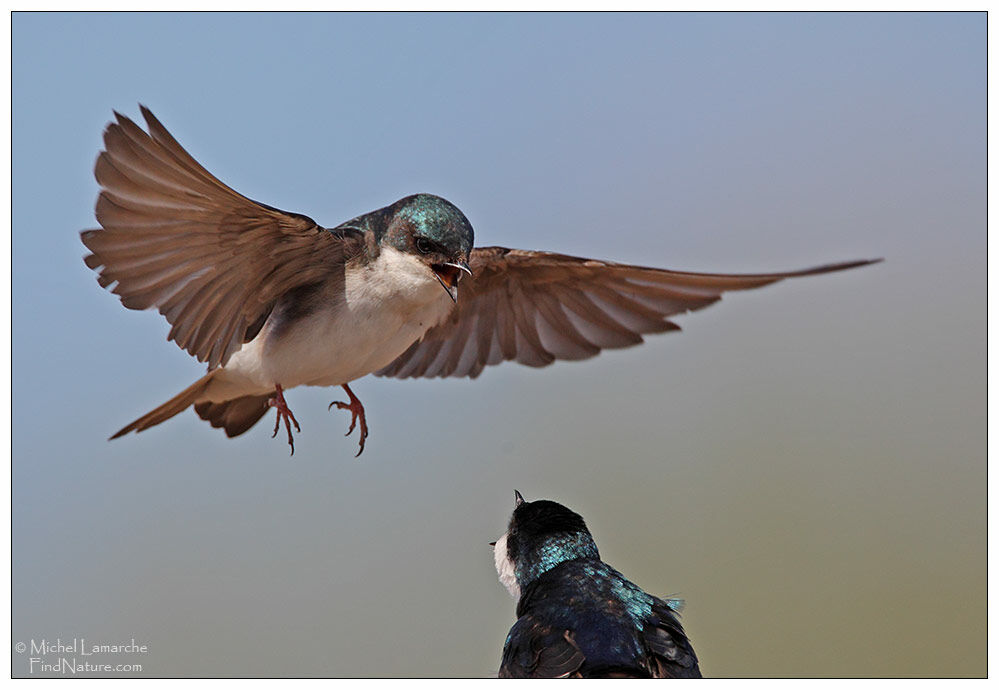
81, 106, 879, 455
493, 492, 701, 678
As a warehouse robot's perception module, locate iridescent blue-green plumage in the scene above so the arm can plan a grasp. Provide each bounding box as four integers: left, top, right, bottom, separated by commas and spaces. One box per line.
513, 529, 600, 587
373, 193, 473, 258
497, 498, 700, 678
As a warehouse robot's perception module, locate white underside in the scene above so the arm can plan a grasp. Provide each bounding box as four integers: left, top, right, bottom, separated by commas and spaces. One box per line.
200, 246, 454, 402
493, 532, 521, 600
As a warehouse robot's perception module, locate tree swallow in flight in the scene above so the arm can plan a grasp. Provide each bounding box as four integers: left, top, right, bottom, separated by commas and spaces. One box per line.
493, 491, 701, 678
81, 107, 879, 455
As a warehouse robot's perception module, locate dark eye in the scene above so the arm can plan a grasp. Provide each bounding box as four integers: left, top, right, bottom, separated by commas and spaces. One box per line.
415, 237, 434, 254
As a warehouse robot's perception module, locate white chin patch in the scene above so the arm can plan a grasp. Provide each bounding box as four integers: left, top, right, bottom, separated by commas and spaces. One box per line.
493, 533, 520, 600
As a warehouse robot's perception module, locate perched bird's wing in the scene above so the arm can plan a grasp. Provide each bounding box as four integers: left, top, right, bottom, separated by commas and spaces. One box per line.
642, 598, 701, 678
81, 106, 365, 369
376, 247, 879, 379
499, 615, 586, 679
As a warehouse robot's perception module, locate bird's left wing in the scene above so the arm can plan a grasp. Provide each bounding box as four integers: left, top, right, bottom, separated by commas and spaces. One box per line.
499, 615, 586, 679
376, 246, 878, 379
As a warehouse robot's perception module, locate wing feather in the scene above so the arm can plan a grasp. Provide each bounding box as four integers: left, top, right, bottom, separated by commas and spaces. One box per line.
81, 106, 364, 369
499, 617, 586, 679
376, 247, 878, 379
642, 599, 701, 678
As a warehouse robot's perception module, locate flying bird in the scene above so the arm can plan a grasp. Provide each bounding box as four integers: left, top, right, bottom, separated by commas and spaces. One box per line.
81, 106, 878, 455
492, 492, 701, 678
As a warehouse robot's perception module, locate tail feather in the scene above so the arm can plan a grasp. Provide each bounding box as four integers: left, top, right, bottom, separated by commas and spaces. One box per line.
110, 371, 217, 439
194, 394, 272, 437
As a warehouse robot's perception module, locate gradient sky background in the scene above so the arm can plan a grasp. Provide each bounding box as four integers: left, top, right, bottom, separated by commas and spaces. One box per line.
12, 12, 984, 678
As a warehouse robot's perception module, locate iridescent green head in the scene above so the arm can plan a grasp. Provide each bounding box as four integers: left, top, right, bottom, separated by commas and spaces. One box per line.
385, 193, 474, 257
339, 193, 474, 302
381, 194, 474, 301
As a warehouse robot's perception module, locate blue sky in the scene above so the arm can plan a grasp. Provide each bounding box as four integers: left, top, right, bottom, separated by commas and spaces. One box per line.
12, 12, 984, 677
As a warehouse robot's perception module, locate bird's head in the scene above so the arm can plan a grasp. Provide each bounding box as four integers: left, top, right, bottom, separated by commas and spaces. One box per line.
492, 491, 600, 599
378, 194, 473, 302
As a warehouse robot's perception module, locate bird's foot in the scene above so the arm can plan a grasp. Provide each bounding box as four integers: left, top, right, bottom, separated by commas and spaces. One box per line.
328, 383, 369, 457
268, 384, 300, 455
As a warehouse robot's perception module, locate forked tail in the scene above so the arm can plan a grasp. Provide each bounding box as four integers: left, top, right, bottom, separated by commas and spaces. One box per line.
110, 371, 217, 439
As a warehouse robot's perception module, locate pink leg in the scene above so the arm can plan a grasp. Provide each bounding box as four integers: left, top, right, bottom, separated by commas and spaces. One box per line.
328, 383, 369, 457
268, 383, 301, 456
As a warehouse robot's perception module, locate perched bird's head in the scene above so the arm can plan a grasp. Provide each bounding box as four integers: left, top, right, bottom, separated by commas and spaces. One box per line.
367, 193, 474, 302
493, 491, 600, 599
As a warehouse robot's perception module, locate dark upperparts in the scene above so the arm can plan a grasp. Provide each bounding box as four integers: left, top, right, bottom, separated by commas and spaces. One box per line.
508, 559, 700, 678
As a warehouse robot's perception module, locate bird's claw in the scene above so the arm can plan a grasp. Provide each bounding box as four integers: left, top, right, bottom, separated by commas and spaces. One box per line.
328, 384, 369, 457
268, 384, 300, 456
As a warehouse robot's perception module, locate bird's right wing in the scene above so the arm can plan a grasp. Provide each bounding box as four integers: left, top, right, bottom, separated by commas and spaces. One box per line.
642, 598, 702, 678
81, 106, 366, 369
498, 616, 586, 679
377, 246, 879, 379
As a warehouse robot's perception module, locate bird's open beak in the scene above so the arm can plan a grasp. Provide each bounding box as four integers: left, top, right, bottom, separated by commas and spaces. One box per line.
431, 261, 472, 303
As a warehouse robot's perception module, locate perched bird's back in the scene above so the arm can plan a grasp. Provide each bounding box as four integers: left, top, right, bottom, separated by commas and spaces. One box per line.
501, 558, 700, 678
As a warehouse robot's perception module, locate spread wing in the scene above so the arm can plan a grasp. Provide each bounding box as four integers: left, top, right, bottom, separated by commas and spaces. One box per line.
376, 247, 879, 379
642, 598, 701, 678
81, 106, 365, 369
499, 616, 586, 679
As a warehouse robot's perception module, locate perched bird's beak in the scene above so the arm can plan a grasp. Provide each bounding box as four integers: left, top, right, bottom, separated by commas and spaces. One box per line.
431, 260, 472, 303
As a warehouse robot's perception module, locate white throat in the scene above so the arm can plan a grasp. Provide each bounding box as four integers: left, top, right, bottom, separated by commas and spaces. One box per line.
493, 532, 520, 600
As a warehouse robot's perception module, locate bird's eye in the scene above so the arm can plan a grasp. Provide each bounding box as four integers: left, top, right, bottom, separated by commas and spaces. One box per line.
415, 237, 433, 254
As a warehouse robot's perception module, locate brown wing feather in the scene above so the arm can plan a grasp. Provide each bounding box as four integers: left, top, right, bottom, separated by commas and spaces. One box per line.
642, 599, 702, 678
377, 247, 879, 379
499, 619, 586, 679
81, 106, 364, 369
